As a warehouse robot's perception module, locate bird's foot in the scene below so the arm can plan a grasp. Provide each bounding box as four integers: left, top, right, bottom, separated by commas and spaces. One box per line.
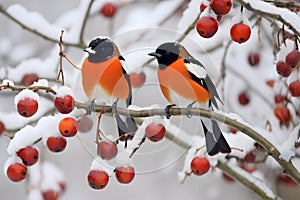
87, 98, 96, 115
186, 101, 196, 118
165, 104, 176, 119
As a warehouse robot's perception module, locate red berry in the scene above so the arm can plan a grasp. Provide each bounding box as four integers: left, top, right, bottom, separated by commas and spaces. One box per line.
22, 73, 39, 86
277, 173, 298, 186
0, 121, 5, 134
286, 50, 300, 68
274, 105, 291, 125
78, 116, 93, 133
42, 190, 58, 200
7, 163, 27, 182
230, 23, 251, 44
17, 97, 38, 117
210, 0, 232, 15
54, 95, 75, 114
288, 81, 300, 97
240, 163, 256, 173
238, 92, 250, 105
274, 95, 287, 104
248, 52, 260, 66
222, 173, 234, 182
190, 157, 210, 176
46, 137, 67, 153
98, 141, 118, 160
196, 17, 219, 38
59, 117, 78, 137
200, 3, 207, 12
17, 146, 39, 166
145, 123, 166, 142
87, 170, 109, 190
130, 72, 146, 88
230, 127, 237, 134
276, 61, 293, 77
100, 2, 117, 18
59, 182, 66, 193
115, 166, 135, 184
243, 150, 256, 163
266, 80, 274, 88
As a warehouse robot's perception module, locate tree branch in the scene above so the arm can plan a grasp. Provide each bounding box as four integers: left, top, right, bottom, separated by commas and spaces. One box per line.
216, 161, 280, 200
236, 0, 300, 37
0, 5, 85, 49
75, 101, 300, 184
263, 0, 300, 9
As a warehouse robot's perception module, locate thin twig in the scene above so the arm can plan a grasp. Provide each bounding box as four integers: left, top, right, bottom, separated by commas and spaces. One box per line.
79, 0, 95, 45
57, 30, 65, 85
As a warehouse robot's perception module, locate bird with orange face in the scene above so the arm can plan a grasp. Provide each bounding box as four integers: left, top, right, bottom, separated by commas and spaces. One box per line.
149, 42, 231, 156
81, 37, 137, 139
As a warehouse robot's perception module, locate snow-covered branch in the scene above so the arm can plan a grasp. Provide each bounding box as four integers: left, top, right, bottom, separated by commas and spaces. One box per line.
236, 0, 300, 36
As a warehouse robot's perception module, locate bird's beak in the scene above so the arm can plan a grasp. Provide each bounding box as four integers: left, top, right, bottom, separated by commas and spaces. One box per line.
84, 47, 96, 54
148, 52, 162, 58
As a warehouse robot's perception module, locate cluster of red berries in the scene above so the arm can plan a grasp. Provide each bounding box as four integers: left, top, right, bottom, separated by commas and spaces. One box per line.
86, 122, 166, 190
6, 146, 39, 182
272, 48, 300, 125
276, 50, 300, 78
46, 94, 77, 153
196, 0, 251, 43
87, 165, 136, 190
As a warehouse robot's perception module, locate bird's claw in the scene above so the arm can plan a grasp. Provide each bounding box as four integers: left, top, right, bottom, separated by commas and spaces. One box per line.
112, 99, 119, 113
87, 98, 96, 115
186, 101, 196, 118
165, 104, 176, 119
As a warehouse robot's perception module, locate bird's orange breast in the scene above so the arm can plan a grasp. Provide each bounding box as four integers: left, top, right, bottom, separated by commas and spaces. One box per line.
81, 56, 129, 100
157, 59, 210, 104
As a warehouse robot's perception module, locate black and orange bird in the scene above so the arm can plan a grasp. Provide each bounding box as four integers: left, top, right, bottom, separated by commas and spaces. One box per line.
81, 37, 137, 139
149, 42, 231, 156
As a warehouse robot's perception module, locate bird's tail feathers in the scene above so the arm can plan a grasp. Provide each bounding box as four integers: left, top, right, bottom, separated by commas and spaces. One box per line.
201, 119, 231, 156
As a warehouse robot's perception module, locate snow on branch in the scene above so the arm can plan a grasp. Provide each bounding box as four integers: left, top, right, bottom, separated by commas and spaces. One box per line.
236, 0, 300, 36
217, 160, 280, 200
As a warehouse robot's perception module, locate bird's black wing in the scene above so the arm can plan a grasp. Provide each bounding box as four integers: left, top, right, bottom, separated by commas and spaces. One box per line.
184, 57, 223, 109
117, 55, 137, 138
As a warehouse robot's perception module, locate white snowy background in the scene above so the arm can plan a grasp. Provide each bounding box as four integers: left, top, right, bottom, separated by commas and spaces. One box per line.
0, 0, 300, 199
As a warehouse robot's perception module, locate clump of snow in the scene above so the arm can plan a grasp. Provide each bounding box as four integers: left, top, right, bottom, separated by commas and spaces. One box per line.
1, 79, 14, 86
278, 125, 299, 161
7, 125, 42, 154
90, 157, 115, 176
31, 79, 49, 87
14, 89, 39, 105
116, 147, 134, 167
40, 161, 65, 192
245, 0, 300, 34
55, 85, 74, 98
39, 115, 65, 145
27, 189, 43, 200
7, 4, 62, 44
177, 0, 200, 33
